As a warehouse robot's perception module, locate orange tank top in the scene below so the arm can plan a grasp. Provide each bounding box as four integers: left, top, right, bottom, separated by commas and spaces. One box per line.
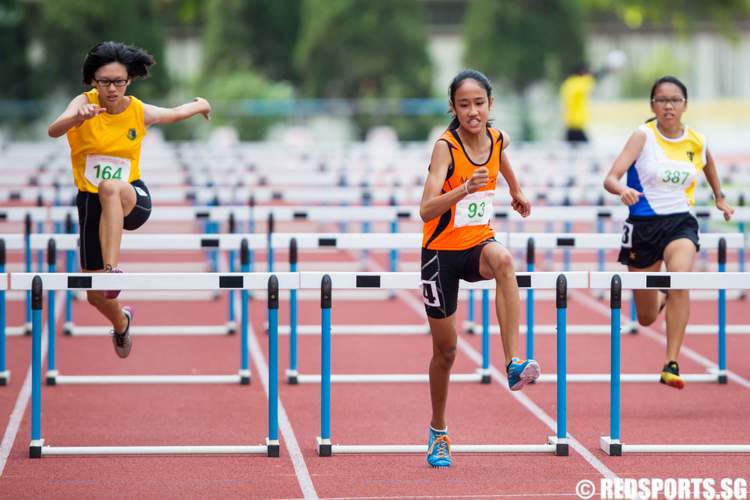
422, 127, 503, 250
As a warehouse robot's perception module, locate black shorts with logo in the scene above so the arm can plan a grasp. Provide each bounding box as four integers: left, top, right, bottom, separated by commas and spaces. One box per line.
420, 239, 496, 319
76, 179, 152, 270
617, 212, 699, 268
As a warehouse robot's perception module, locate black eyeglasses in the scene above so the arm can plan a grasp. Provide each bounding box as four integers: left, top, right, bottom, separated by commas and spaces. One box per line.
94, 79, 129, 88
652, 97, 686, 106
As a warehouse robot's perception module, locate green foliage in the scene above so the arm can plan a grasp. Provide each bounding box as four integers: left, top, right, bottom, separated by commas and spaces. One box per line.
618, 47, 687, 99
580, 0, 750, 38
202, 0, 301, 83
464, 0, 585, 139
200, 70, 294, 140
0, 0, 38, 99
464, 0, 585, 92
37, 0, 169, 100
294, 0, 434, 138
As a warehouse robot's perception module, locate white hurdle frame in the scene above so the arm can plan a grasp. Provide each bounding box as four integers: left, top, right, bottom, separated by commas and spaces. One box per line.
13, 272, 291, 458
592, 271, 750, 455
305, 271, 588, 457
11, 271, 296, 387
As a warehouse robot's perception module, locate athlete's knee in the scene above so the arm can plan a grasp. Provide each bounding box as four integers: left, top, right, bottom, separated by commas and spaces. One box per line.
490, 249, 514, 277
86, 290, 106, 308
97, 180, 119, 200
434, 343, 457, 368
636, 310, 658, 327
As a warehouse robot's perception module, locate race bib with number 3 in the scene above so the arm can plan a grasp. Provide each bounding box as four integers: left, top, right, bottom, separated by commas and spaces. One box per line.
454, 191, 493, 228
84, 154, 131, 187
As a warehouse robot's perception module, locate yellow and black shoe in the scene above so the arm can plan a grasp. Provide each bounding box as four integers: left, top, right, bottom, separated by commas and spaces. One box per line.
660, 361, 684, 390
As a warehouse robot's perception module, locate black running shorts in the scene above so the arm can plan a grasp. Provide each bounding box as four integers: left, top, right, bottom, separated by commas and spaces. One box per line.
617, 212, 699, 269
420, 239, 496, 319
76, 179, 151, 270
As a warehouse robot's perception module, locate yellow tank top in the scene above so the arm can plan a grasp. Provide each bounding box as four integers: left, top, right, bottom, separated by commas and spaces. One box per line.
560, 74, 595, 129
67, 89, 146, 193
422, 127, 502, 250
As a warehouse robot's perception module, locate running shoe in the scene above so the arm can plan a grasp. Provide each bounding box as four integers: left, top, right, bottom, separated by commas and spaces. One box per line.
660, 360, 684, 389
426, 427, 451, 468
112, 306, 133, 358
507, 357, 541, 391
104, 266, 123, 299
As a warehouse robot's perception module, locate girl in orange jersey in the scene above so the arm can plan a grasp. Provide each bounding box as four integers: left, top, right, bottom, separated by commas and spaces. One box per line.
419, 70, 539, 467
48, 41, 211, 358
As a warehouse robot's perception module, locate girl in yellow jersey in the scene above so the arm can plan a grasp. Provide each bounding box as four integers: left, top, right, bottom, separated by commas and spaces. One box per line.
419, 70, 539, 467
48, 41, 212, 358
603, 76, 734, 389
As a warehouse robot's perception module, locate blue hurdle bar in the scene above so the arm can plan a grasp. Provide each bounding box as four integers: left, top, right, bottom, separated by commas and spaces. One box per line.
526, 239, 535, 359
0, 241, 7, 384
47, 240, 57, 384
24, 214, 32, 335
609, 275, 622, 454
227, 213, 237, 334
287, 239, 299, 384
266, 275, 280, 456
718, 238, 728, 383
63, 214, 75, 335
30, 276, 43, 457
318, 275, 332, 456
555, 274, 568, 447
481, 290, 490, 382
240, 239, 251, 384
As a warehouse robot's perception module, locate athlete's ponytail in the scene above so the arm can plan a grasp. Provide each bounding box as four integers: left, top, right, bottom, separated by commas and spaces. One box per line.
82, 41, 156, 85
448, 69, 492, 130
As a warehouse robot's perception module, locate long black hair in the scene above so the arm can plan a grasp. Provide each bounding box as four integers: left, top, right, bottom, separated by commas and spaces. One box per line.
448, 69, 492, 130
82, 41, 155, 85
645, 75, 688, 123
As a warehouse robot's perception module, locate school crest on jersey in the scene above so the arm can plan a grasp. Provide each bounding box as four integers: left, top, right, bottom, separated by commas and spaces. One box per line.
686, 151, 694, 161
127, 128, 137, 140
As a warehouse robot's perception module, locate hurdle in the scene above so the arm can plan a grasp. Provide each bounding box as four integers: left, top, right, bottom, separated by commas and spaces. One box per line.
16, 273, 282, 458
595, 271, 750, 455
312, 272, 582, 456
11, 270, 296, 386
0, 271, 7, 384
31, 233, 265, 336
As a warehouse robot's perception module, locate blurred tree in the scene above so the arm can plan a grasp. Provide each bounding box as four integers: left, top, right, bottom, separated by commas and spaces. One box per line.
294, 0, 435, 139
580, 0, 750, 37
0, 0, 38, 99
202, 0, 301, 83
463, 0, 585, 140
37, 0, 169, 100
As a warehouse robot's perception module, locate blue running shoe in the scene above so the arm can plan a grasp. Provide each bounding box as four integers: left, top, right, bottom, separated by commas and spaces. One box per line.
507, 357, 540, 391
426, 427, 451, 468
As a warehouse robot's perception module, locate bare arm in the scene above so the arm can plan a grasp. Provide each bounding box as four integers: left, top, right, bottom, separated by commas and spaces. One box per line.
497, 132, 530, 217
703, 149, 734, 221
603, 130, 646, 205
143, 97, 212, 126
48, 94, 105, 138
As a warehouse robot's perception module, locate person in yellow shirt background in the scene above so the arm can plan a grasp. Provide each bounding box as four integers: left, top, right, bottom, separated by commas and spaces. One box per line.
48, 41, 212, 358
560, 50, 627, 143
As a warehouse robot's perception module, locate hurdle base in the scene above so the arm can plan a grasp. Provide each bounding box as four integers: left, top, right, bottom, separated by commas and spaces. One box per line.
266, 438, 280, 457
29, 439, 44, 458
24, 322, 32, 336
462, 320, 477, 335
317, 436, 332, 457
548, 436, 569, 456
295, 372, 485, 384
286, 369, 299, 385
600, 436, 622, 456
46, 369, 59, 386
50, 374, 249, 384
239, 369, 251, 385
479, 369, 491, 384
63, 321, 74, 336
537, 372, 721, 383
226, 321, 236, 335
718, 372, 728, 384
0, 370, 9, 385
319, 443, 559, 455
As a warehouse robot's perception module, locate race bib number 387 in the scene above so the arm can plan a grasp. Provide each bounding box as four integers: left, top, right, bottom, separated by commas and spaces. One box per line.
84, 154, 131, 187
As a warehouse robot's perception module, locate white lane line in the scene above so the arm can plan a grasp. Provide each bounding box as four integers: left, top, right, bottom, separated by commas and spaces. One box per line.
357, 254, 621, 482
244, 303, 319, 499
570, 290, 750, 390
0, 291, 58, 476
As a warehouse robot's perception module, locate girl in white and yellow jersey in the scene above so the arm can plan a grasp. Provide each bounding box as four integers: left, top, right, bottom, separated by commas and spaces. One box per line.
603, 76, 734, 389
419, 70, 538, 468
48, 41, 212, 358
